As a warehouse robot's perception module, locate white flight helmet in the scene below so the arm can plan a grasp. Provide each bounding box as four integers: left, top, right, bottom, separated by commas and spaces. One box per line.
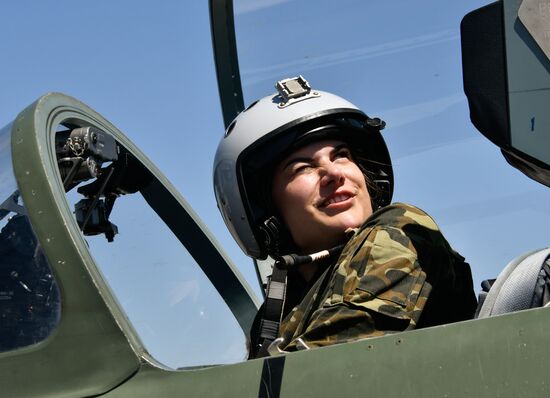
213, 76, 393, 259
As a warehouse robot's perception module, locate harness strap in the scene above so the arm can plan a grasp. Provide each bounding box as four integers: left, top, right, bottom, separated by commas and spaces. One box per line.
255, 261, 287, 358
253, 243, 349, 358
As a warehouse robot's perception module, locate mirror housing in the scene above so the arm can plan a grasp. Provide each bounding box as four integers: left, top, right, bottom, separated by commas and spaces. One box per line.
461, 0, 550, 187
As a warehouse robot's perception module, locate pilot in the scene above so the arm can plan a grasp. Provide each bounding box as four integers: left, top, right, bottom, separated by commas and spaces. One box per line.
213, 76, 477, 358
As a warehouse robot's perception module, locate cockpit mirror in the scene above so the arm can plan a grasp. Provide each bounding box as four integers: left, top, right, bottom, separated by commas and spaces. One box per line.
461, 0, 550, 187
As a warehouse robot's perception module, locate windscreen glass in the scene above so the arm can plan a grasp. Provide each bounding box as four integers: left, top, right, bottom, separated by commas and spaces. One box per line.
233, 0, 550, 289
57, 126, 247, 368
0, 123, 61, 353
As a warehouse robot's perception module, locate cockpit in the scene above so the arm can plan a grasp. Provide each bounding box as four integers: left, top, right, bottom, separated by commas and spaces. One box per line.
0, 1, 549, 397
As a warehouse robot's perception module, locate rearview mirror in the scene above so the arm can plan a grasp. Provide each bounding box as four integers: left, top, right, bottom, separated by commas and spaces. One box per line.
461, 0, 550, 186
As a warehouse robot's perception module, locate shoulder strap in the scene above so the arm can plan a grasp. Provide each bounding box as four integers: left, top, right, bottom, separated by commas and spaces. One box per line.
254, 262, 287, 358
251, 244, 348, 358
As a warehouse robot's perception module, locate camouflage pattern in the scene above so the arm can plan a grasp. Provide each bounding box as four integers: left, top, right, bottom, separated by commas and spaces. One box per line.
277, 202, 476, 351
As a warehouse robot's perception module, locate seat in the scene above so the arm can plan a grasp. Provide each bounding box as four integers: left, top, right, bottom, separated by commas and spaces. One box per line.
476, 248, 550, 318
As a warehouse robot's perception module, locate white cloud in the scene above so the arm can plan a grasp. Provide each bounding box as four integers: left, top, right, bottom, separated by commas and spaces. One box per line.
168, 280, 200, 306
241, 29, 459, 84
376, 93, 466, 129
234, 0, 295, 15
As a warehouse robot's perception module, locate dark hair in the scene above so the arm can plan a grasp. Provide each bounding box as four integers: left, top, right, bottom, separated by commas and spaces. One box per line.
357, 162, 385, 211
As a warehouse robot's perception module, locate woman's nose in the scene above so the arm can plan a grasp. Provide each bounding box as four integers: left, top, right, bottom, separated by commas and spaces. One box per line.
320, 162, 345, 187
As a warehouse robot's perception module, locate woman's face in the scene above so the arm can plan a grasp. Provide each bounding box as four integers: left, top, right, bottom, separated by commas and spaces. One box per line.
272, 139, 373, 253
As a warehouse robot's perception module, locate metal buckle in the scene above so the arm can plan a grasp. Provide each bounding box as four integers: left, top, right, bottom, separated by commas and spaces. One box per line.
267, 337, 287, 356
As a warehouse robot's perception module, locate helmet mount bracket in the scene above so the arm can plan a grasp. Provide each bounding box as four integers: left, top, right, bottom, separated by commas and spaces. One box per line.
276, 76, 320, 108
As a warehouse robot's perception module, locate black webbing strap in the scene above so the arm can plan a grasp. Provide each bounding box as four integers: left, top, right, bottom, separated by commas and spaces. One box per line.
252, 242, 349, 358
255, 261, 287, 358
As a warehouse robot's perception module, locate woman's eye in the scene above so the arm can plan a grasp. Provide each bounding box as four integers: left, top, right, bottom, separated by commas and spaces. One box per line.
293, 164, 312, 174
334, 148, 351, 159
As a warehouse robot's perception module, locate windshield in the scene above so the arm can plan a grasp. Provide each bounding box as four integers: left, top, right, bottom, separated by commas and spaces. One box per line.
233, 0, 550, 288
57, 126, 248, 368
0, 123, 61, 353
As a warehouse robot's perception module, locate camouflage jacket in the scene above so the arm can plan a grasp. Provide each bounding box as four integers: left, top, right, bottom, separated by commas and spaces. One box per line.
276, 203, 477, 352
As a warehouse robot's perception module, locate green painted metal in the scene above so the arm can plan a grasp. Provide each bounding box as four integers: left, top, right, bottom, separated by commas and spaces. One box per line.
1, 92, 258, 397
2, 93, 141, 398
209, 0, 245, 128
102, 307, 550, 397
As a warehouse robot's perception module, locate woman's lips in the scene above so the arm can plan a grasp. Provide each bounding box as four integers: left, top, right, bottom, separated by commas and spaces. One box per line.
318, 191, 355, 209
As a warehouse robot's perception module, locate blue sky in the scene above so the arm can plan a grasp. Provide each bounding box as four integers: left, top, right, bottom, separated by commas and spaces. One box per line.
234, 0, 550, 286
3, 0, 550, 367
